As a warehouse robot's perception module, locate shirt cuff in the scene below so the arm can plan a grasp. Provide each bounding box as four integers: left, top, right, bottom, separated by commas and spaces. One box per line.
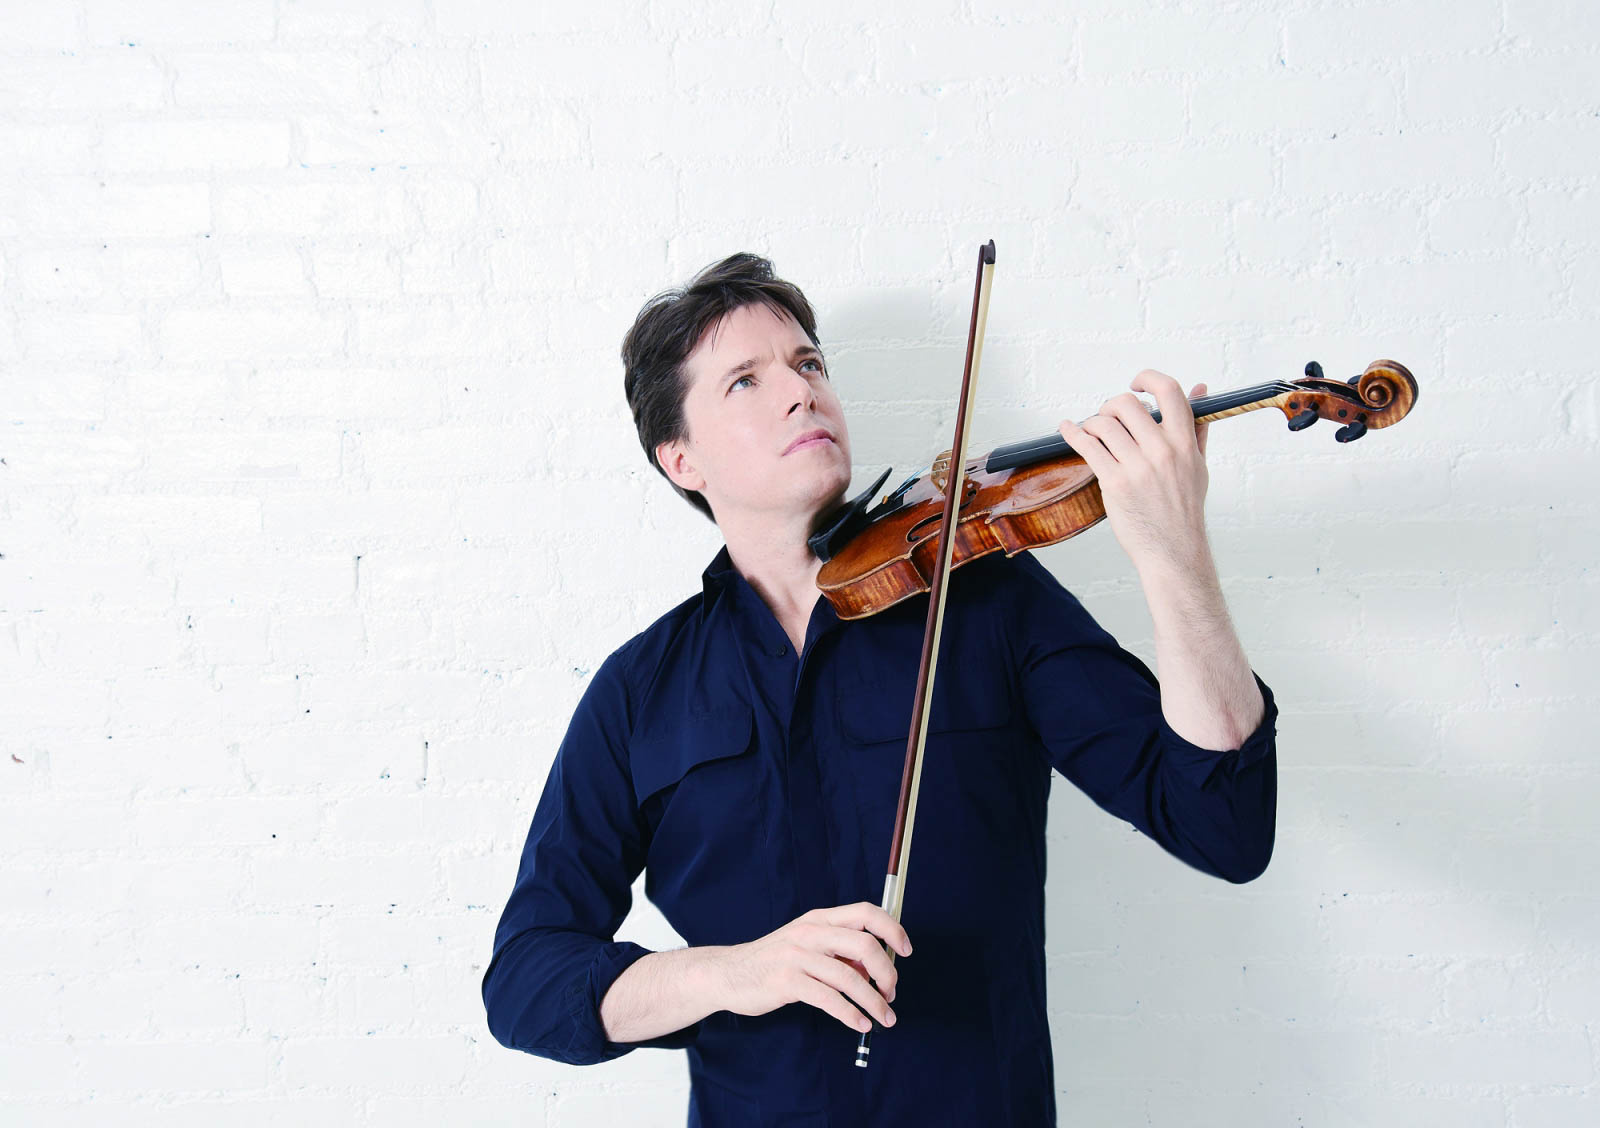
580, 940, 704, 1061
1158, 672, 1278, 792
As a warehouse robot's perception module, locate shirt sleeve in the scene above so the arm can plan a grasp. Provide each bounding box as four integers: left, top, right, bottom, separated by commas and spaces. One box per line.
481, 647, 702, 1063
1006, 551, 1279, 884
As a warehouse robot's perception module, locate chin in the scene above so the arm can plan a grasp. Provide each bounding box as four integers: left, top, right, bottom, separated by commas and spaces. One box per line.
802, 469, 852, 519
813, 450, 852, 489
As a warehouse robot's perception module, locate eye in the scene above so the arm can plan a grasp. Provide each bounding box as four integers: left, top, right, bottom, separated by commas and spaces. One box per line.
800, 358, 825, 375
729, 374, 755, 392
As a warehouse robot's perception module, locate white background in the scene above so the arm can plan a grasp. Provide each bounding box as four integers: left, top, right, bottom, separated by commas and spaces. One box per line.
2, 0, 1596, 1124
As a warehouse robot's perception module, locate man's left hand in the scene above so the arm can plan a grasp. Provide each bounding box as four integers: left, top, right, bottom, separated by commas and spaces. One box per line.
1055, 369, 1211, 576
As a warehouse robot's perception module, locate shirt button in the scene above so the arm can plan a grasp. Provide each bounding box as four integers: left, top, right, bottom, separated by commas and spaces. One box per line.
775, 644, 788, 656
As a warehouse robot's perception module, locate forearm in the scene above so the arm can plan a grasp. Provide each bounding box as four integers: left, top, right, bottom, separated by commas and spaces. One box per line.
598, 944, 731, 1045
1136, 538, 1264, 750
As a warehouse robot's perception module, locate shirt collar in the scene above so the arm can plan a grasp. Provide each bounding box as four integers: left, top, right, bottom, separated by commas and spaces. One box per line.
699, 543, 844, 639
700, 544, 739, 612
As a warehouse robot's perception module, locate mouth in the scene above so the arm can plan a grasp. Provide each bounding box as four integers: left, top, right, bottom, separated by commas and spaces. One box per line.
783, 429, 835, 455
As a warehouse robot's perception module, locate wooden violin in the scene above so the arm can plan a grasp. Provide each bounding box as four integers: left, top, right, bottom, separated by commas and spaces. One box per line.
810, 358, 1419, 620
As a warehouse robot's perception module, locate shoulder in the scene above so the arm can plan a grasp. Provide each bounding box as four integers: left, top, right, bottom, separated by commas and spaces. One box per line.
589, 592, 706, 709
957, 548, 1088, 613
552, 593, 709, 774
957, 549, 1110, 649
586, 585, 752, 746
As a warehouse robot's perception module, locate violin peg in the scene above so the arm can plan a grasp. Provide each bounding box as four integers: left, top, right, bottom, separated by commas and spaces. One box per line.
1304, 360, 1325, 381
1335, 420, 1368, 443
1287, 408, 1318, 432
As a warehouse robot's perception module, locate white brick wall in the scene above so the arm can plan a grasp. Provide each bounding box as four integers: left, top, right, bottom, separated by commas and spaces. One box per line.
2, 0, 1595, 1123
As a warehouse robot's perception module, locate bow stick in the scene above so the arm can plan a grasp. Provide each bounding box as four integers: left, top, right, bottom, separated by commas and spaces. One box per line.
855, 240, 996, 1068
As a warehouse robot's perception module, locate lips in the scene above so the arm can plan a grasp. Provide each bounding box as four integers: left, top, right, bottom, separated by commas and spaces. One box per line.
783, 428, 835, 455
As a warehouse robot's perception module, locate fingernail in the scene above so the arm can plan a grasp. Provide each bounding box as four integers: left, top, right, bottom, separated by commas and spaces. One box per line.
885, 1011, 896, 1026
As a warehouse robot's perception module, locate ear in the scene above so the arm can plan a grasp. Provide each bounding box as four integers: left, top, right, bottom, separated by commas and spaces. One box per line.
655, 436, 707, 494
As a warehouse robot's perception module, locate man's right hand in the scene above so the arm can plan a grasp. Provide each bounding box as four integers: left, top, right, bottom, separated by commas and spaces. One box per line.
713, 902, 912, 1034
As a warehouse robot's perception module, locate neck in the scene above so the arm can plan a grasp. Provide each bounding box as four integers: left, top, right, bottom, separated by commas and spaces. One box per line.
716, 504, 829, 642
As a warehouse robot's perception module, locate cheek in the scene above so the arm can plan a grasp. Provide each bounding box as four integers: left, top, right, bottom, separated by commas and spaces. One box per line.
823, 392, 850, 450
730, 423, 770, 467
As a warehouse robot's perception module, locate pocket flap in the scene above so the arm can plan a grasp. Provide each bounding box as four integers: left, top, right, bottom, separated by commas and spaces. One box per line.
629, 708, 755, 804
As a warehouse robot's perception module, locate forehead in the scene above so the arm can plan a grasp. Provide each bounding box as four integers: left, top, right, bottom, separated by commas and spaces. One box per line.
685, 302, 810, 377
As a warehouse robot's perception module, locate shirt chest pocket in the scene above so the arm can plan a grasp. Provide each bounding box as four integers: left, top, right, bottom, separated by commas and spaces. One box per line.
838, 675, 1022, 876
628, 707, 766, 872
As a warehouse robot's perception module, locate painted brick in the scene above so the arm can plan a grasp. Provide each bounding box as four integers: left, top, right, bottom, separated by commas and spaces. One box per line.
3, 2, 1597, 1118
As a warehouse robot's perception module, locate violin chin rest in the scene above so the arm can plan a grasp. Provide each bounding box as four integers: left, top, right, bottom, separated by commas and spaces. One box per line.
807, 466, 893, 562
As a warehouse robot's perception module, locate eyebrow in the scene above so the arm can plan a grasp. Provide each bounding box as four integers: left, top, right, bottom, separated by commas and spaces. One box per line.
721, 346, 826, 386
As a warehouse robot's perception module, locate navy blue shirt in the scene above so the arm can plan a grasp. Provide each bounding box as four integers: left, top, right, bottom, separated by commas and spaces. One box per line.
483, 546, 1277, 1126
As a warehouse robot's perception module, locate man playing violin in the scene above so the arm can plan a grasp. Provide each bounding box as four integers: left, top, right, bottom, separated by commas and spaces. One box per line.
483, 253, 1277, 1126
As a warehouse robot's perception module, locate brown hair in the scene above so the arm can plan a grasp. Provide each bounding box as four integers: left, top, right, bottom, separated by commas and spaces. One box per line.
621, 253, 822, 522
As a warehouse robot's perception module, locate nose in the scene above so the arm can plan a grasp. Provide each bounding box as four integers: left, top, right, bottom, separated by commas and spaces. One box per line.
781, 363, 817, 416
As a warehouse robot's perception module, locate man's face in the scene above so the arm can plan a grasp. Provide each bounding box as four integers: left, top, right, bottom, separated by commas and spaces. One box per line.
659, 302, 853, 527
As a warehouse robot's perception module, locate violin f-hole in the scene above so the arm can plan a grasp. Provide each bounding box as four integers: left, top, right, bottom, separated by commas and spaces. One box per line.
905, 483, 979, 544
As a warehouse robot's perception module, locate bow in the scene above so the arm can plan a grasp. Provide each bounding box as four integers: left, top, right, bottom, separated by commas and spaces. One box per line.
855, 240, 996, 1067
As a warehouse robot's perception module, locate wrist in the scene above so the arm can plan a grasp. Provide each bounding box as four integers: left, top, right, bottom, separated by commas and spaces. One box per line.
600, 944, 735, 1045
691, 944, 736, 1015
1131, 529, 1217, 594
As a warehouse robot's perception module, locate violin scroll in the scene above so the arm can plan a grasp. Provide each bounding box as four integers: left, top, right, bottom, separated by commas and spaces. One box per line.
1278, 359, 1418, 442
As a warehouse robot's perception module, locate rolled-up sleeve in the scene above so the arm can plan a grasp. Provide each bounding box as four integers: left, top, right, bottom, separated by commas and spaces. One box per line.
481, 649, 701, 1063
1008, 552, 1279, 884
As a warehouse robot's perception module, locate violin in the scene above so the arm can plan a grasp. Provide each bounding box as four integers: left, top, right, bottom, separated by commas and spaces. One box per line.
809, 357, 1418, 620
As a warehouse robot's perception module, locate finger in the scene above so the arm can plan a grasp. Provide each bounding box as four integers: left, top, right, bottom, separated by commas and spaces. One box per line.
837, 930, 898, 1001
1057, 418, 1115, 478
794, 973, 876, 1033
1130, 368, 1192, 425
1079, 411, 1141, 465
859, 905, 912, 957
1190, 382, 1210, 457
837, 955, 871, 983
803, 952, 896, 1028
1098, 390, 1165, 448
824, 902, 913, 957
1131, 368, 1199, 454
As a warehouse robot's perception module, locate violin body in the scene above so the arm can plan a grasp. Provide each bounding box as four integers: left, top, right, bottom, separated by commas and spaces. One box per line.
817, 358, 1418, 620
818, 454, 1107, 618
